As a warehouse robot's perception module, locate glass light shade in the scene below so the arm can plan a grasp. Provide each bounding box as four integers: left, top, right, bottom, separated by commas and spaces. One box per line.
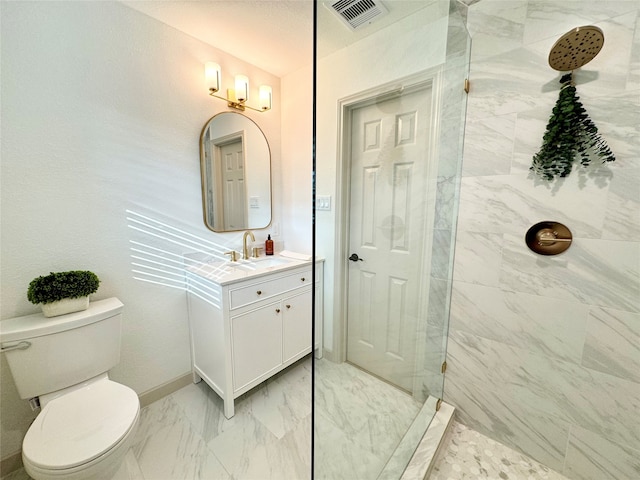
235, 75, 249, 102
259, 86, 272, 111
205, 62, 220, 92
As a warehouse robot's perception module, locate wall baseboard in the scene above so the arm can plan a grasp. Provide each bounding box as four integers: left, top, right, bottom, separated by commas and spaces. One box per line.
0, 372, 193, 477
319, 347, 338, 363
138, 372, 193, 408
0, 450, 23, 478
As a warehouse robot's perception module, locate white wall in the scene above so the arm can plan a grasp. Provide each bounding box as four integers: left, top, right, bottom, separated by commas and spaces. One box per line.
0, 1, 282, 458
281, 63, 314, 254
445, 2, 640, 479
316, 2, 449, 354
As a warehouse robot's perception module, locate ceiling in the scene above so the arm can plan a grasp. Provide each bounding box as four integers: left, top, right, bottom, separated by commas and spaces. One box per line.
121, 1, 436, 77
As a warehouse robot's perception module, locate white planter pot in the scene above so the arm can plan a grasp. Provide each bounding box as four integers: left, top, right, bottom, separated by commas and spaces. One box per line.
41, 296, 89, 317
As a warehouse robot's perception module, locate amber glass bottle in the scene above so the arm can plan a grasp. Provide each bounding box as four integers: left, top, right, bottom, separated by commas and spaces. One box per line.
265, 234, 274, 255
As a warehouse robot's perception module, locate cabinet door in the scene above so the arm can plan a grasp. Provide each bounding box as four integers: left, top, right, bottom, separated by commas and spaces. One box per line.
283, 290, 312, 363
232, 301, 282, 392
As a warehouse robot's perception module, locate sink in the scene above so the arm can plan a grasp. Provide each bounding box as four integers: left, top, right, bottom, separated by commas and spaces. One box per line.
223, 257, 292, 272
187, 254, 305, 284
248, 257, 292, 268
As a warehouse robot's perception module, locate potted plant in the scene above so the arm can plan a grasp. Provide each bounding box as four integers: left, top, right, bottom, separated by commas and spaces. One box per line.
27, 270, 100, 317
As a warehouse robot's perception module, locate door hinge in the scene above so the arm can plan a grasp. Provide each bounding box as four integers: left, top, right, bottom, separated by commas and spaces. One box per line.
441, 361, 447, 374
464, 78, 470, 94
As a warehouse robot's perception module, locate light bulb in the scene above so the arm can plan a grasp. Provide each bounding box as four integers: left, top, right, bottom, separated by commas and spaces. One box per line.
235, 75, 249, 102
204, 62, 220, 92
259, 86, 272, 111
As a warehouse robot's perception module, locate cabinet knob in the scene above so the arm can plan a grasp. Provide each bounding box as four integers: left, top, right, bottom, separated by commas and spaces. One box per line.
286, 304, 291, 309
257, 290, 262, 296
301, 277, 306, 282
275, 308, 281, 313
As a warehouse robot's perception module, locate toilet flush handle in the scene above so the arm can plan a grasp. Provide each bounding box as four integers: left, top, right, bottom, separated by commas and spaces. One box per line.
0, 340, 31, 353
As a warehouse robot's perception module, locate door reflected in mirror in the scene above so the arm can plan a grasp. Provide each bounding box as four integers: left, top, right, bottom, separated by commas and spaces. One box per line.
200, 112, 271, 232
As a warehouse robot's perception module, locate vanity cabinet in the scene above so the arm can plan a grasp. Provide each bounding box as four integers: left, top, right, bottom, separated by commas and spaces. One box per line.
186, 260, 323, 418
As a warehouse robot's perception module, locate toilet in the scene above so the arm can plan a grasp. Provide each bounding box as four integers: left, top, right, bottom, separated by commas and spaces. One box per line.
0, 297, 140, 480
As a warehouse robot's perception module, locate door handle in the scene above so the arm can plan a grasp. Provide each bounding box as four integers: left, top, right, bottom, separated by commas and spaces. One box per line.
348, 253, 364, 262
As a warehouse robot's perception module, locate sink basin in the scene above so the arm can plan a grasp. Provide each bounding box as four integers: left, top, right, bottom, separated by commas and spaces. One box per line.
187, 254, 305, 284
224, 257, 292, 272
248, 257, 292, 268
192, 256, 293, 275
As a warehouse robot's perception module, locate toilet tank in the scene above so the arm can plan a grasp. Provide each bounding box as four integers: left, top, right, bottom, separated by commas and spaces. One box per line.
0, 298, 124, 399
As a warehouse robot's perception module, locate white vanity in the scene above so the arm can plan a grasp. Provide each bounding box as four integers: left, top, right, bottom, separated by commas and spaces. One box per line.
185, 254, 322, 418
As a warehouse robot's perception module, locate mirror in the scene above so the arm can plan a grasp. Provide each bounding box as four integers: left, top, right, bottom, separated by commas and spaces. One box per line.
200, 112, 271, 232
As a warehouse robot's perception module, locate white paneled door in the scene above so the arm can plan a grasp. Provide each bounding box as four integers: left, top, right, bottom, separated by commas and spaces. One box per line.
346, 86, 432, 393
219, 139, 246, 230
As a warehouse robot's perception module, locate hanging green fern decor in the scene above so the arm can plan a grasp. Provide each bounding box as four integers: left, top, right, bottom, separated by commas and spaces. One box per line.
530, 73, 615, 181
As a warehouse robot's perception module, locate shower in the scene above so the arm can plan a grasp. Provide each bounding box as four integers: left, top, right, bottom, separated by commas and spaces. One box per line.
313, 1, 471, 477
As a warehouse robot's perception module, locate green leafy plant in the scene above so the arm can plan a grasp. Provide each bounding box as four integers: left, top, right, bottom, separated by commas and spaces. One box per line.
27, 270, 100, 305
530, 73, 615, 181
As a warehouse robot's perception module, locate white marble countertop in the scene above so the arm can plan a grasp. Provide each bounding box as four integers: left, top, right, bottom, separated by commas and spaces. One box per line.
185, 252, 321, 286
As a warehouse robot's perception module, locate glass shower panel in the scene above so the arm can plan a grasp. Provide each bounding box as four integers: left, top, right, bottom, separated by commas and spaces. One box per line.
421, 0, 472, 405
313, 1, 470, 478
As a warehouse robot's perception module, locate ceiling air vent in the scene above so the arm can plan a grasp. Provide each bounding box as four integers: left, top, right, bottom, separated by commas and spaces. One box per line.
327, 0, 389, 31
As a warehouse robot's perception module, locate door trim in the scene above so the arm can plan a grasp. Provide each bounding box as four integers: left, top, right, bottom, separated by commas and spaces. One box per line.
331, 68, 443, 385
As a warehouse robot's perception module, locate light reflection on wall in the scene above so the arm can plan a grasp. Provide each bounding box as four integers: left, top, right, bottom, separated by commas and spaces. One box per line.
125, 210, 228, 308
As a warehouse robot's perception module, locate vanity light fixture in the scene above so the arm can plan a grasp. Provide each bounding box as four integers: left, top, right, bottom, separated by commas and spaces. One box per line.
204, 62, 272, 112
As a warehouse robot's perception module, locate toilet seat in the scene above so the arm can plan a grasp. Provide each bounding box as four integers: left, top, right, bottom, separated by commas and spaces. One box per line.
23, 379, 139, 471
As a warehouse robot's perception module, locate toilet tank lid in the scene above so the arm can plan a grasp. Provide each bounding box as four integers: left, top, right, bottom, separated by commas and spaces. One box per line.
0, 298, 123, 343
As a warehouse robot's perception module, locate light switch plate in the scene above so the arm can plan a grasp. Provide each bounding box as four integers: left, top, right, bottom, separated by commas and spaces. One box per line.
317, 195, 332, 211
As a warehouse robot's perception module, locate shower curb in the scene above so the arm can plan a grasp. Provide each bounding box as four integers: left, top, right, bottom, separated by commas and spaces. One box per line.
401, 400, 455, 480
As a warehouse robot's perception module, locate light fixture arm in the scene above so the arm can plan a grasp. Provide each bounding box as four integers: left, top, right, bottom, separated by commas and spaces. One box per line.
208, 88, 270, 112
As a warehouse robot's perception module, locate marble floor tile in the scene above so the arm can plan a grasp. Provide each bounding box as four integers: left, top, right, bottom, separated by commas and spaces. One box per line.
430, 421, 570, 480
314, 358, 423, 479
3, 356, 430, 480
131, 394, 183, 446
132, 418, 230, 480
205, 409, 282, 476
121, 449, 146, 480
231, 415, 312, 480
250, 366, 312, 440
314, 409, 387, 480
169, 380, 252, 444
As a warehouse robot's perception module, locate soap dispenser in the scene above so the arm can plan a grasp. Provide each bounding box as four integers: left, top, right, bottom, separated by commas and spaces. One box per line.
265, 234, 274, 256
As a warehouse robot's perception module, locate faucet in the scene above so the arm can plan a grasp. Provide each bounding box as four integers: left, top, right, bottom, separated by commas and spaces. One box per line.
242, 230, 255, 260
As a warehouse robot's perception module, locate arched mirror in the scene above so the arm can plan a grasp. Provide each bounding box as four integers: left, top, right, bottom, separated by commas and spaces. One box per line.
200, 112, 271, 232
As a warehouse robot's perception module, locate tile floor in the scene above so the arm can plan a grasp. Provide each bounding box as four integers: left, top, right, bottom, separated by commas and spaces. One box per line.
430, 421, 571, 480
314, 358, 423, 479
129, 356, 313, 479
4, 357, 313, 480
2, 358, 571, 480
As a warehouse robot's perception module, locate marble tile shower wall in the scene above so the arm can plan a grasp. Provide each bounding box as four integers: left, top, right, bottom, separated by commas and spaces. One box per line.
444, 2, 640, 480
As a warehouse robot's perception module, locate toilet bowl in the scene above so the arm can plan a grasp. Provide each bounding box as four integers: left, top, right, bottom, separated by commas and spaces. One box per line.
22, 376, 140, 480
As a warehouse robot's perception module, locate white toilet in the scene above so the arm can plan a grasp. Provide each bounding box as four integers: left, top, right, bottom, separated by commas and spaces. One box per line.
0, 297, 140, 480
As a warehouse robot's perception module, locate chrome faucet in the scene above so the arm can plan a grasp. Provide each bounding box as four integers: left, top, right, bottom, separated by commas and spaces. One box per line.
242, 230, 255, 260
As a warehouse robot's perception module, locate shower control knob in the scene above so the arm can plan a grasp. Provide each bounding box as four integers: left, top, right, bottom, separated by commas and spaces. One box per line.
348, 253, 364, 262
